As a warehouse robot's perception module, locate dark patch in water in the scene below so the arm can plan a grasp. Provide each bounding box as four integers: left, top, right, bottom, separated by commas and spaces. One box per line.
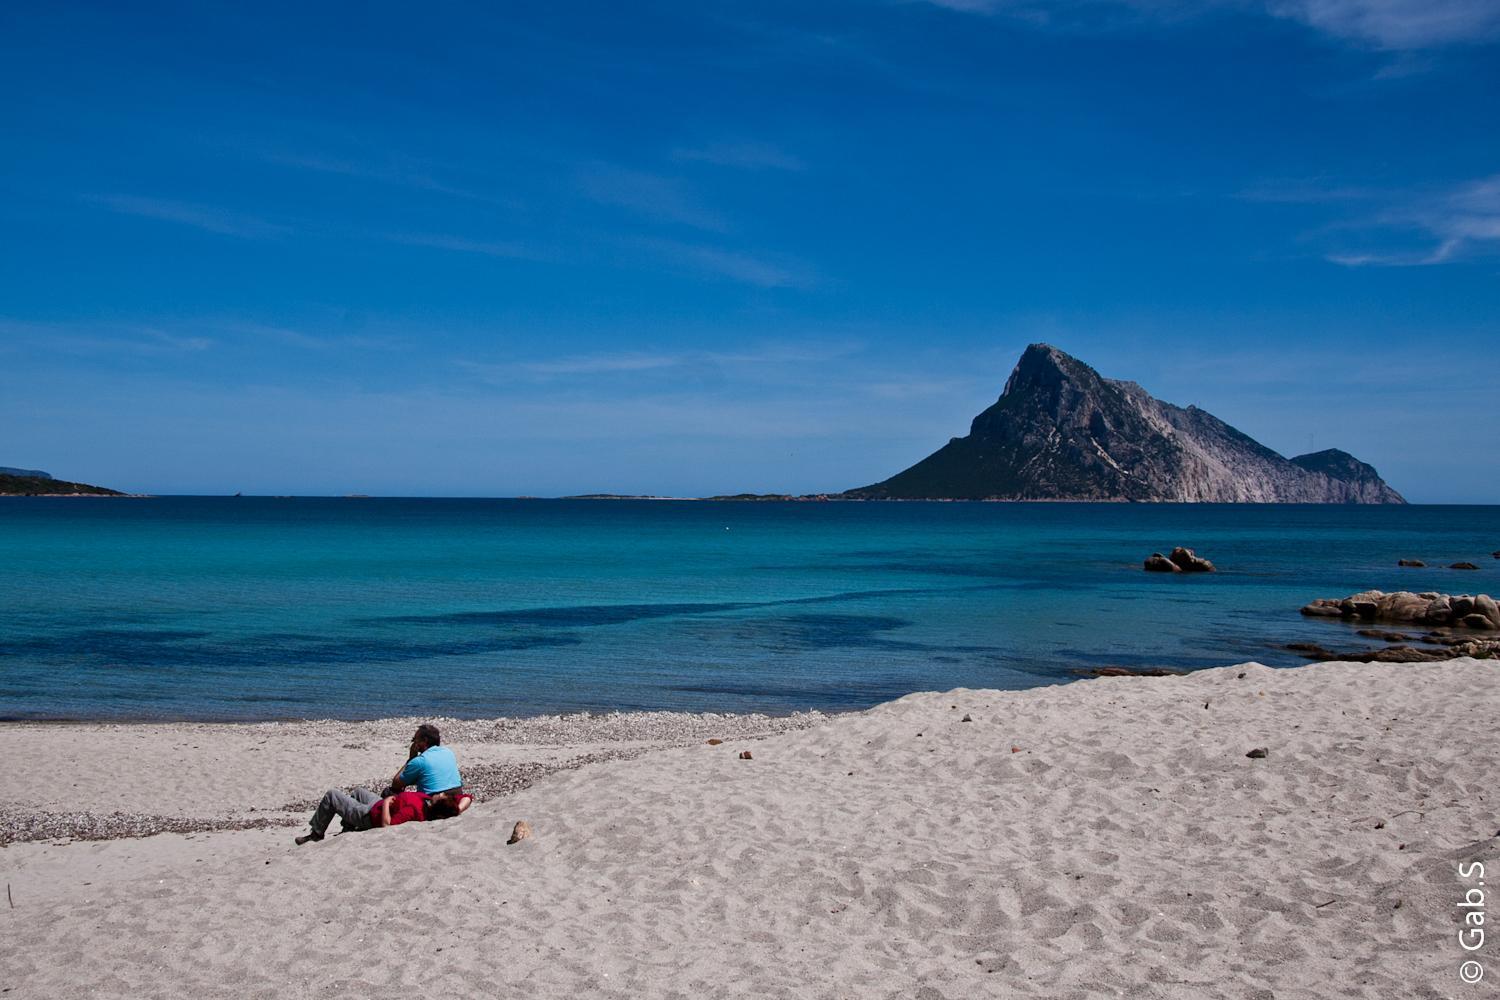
375, 601, 753, 628
0, 628, 580, 668
359, 582, 1033, 632
731, 613, 924, 652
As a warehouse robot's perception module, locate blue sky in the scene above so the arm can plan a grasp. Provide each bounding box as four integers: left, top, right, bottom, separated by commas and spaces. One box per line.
2, 1, 1497, 500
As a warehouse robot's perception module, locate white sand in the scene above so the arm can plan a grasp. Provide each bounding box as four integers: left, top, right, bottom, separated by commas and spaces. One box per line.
2, 658, 1494, 998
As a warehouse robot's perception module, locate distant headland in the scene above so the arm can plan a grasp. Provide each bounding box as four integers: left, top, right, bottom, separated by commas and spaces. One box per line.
0, 468, 128, 497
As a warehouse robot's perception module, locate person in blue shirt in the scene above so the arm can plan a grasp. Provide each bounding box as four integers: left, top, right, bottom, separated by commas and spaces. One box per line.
386, 723, 463, 796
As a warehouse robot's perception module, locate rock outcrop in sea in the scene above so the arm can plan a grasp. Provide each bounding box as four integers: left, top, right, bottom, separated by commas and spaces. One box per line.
1292, 589, 1500, 662
1301, 590, 1499, 630
1144, 547, 1216, 573
844, 344, 1405, 503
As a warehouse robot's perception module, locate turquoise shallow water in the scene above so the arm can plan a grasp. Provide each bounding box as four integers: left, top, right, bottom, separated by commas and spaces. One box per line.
1, 497, 1496, 720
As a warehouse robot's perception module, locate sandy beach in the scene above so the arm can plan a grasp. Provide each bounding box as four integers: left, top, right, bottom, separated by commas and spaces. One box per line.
2, 657, 1494, 999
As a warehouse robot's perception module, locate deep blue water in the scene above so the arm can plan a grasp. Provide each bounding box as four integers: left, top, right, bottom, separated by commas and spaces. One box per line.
2, 497, 1496, 721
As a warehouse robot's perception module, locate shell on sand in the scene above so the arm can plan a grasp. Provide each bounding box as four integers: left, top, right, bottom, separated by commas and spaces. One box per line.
507, 820, 532, 845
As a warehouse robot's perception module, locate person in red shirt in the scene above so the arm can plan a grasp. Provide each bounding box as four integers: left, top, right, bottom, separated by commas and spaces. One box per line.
374, 789, 429, 829
295, 787, 470, 844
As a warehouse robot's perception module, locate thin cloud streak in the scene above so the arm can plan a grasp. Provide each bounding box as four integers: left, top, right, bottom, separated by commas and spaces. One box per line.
0, 318, 215, 357
1244, 173, 1500, 266
1267, 0, 1500, 48
387, 231, 548, 261
85, 195, 288, 238
458, 342, 865, 382
918, 0, 1500, 48
627, 237, 818, 288
576, 164, 729, 232
672, 140, 806, 171
1327, 174, 1500, 267
263, 150, 520, 207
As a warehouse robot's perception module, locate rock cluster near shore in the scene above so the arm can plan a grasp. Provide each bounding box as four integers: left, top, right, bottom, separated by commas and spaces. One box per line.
1293, 589, 1500, 663
1143, 546, 1215, 573
1301, 590, 1499, 630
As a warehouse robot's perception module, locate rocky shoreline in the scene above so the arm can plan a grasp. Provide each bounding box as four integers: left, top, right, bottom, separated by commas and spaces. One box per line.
1293, 589, 1500, 662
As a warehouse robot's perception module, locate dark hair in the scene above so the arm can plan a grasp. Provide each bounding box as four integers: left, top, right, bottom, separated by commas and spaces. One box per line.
426, 791, 470, 820
415, 723, 441, 747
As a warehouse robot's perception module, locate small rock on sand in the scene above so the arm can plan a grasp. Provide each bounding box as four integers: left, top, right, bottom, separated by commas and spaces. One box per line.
739, 750, 753, 760
507, 820, 532, 845
1246, 747, 1268, 759
706, 739, 723, 745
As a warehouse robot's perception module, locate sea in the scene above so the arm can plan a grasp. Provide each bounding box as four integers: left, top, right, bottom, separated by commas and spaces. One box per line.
2, 497, 1496, 721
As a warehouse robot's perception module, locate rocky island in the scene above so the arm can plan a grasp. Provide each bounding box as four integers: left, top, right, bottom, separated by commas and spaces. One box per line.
843, 344, 1405, 503
0, 469, 125, 496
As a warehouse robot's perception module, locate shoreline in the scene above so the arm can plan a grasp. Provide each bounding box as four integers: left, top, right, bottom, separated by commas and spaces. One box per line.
3, 656, 1490, 998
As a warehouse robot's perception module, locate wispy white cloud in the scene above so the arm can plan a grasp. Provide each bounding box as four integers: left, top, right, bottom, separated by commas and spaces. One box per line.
471, 352, 686, 378
387, 232, 547, 261
672, 140, 806, 171
627, 237, 818, 288
222, 321, 406, 353
1331, 174, 1500, 266
917, 0, 1500, 48
1323, 242, 1461, 267
262, 150, 519, 207
1266, 0, 1500, 49
576, 164, 728, 231
85, 195, 288, 238
0, 318, 215, 357
459, 342, 863, 383
1242, 172, 1500, 266
1236, 178, 1381, 204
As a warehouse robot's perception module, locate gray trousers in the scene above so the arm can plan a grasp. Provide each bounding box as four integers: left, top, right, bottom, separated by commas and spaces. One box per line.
309, 787, 380, 836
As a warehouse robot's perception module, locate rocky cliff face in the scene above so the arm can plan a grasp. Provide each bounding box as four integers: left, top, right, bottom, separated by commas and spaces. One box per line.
845, 344, 1405, 503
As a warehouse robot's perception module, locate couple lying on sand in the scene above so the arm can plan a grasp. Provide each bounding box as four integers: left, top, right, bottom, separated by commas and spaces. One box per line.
296, 723, 471, 845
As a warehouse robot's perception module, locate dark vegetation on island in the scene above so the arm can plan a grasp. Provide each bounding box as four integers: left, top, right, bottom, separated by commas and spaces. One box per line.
0, 471, 125, 497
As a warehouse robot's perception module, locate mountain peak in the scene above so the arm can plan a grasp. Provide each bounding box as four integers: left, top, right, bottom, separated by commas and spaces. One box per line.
1006, 343, 1092, 387
845, 346, 1404, 503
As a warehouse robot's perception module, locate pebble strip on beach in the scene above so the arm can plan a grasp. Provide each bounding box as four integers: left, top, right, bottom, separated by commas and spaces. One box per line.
0, 810, 300, 845
2, 709, 826, 846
